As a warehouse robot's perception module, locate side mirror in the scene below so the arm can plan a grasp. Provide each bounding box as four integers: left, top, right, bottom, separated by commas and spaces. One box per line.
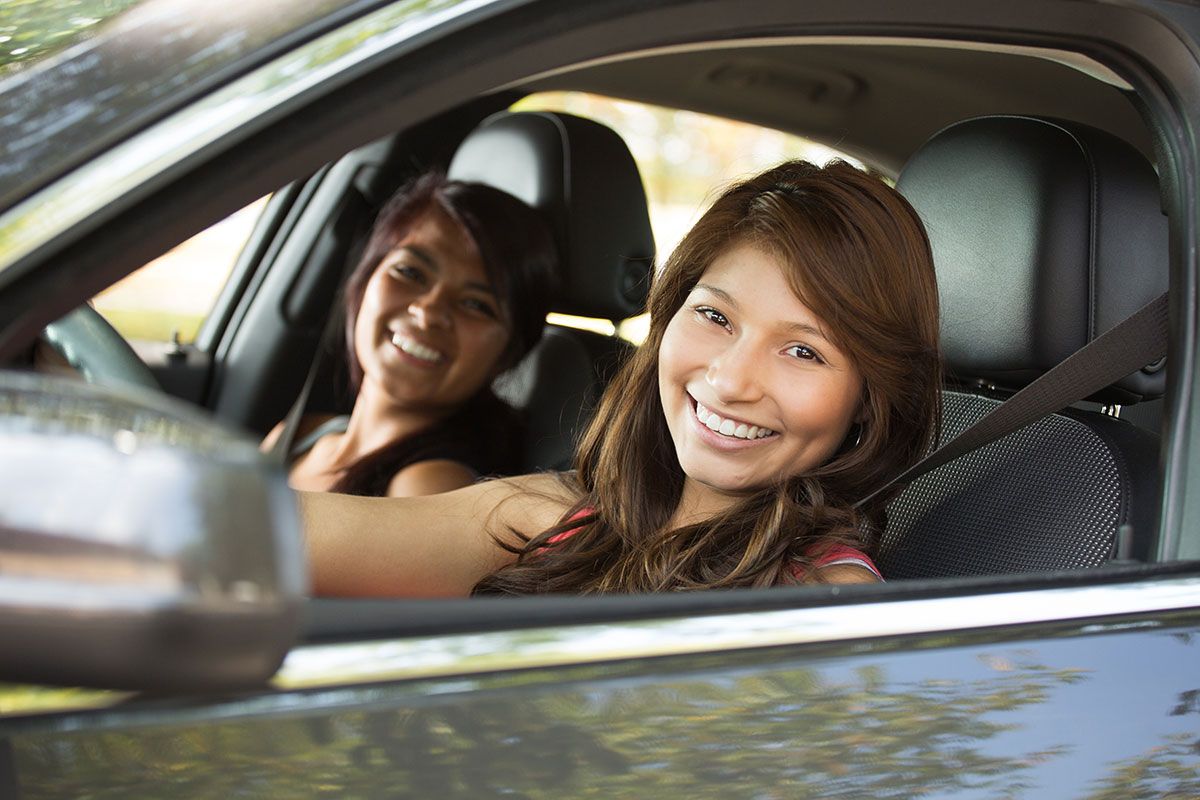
0, 371, 305, 690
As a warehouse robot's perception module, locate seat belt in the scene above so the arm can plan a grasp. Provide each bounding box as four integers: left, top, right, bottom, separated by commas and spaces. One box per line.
268, 309, 344, 464
856, 291, 1170, 509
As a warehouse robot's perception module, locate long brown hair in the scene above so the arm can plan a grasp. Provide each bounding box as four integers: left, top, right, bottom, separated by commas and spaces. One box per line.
475, 161, 940, 594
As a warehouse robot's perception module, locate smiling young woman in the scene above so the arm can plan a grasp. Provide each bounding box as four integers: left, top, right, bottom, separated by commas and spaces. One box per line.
268, 172, 557, 499
302, 160, 941, 595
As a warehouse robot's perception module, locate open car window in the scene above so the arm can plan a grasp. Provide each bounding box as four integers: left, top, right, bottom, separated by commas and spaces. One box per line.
1, 3, 1199, 794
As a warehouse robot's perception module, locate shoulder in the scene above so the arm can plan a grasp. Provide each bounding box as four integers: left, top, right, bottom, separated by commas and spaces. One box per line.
794, 543, 884, 584
476, 472, 580, 540
816, 563, 882, 584
261, 413, 342, 454
386, 459, 478, 497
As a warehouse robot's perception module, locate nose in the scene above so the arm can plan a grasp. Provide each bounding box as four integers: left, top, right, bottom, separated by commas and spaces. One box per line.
407, 289, 452, 330
705, 338, 763, 404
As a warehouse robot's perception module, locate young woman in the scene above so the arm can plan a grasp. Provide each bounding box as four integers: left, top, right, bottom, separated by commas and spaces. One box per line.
302, 160, 941, 594
266, 172, 557, 497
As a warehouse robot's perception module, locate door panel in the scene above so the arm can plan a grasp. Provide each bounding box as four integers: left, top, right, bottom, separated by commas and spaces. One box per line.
8, 617, 1199, 798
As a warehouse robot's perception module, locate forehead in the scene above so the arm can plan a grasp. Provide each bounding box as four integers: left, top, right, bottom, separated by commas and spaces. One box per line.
697, 243, 828, 332
387, 206, 486, 277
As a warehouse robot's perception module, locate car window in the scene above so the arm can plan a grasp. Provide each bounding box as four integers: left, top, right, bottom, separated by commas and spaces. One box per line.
91, 195, 269, 345
512, 91, 866, 343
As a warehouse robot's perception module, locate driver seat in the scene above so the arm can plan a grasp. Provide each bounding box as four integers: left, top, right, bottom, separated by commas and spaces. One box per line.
448, 111, 656, 471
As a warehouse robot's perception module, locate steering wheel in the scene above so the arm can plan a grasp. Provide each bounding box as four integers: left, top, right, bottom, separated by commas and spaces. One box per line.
41, 305, 160, 391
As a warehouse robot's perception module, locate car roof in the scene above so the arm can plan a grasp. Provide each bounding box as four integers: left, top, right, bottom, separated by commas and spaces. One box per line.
524, 40, 1151, 176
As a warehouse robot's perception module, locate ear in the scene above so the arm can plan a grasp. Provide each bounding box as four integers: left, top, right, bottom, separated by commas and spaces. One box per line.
854, 385, 870, 425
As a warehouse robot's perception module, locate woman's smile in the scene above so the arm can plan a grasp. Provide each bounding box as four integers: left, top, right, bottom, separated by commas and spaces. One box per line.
689, 395, 778, 448
389, 330, 446, 365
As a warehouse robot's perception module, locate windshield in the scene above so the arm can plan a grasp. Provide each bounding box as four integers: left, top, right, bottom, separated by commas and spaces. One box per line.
0, 0, 372, 210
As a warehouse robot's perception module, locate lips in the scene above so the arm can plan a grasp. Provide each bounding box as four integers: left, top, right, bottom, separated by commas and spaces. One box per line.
688, 394, 778, 447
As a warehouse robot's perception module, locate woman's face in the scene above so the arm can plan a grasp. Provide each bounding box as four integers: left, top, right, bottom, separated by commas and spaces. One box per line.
658, 242, 864, 497
353, 205, 511, 415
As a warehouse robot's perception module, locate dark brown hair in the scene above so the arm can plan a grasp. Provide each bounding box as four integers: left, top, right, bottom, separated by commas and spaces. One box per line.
331, 172, 557, 494
475, 160, 940, 593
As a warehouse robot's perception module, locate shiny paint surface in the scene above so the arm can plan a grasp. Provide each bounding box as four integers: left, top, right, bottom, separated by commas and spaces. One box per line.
0, 372, 305, 690
5, 613, 1200, 798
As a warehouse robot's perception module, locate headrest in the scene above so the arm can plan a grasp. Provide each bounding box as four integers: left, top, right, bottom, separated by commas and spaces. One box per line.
898, 115, 1168, 403
448, 111, 655, 320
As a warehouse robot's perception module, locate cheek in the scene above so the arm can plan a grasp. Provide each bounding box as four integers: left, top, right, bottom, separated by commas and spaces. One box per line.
462, 321, 512, 375
657, 313, 693, 382
780, 376, 862, 435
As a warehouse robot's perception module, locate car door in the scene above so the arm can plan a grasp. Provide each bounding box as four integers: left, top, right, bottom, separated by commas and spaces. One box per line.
2, 0, 1200, 798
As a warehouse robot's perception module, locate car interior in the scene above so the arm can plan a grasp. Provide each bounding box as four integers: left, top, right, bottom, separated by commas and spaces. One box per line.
30, 36, 1179, 620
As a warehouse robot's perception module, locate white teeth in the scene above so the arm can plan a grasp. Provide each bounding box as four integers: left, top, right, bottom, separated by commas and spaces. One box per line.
392, 333, 442, 363
694, 401, 775, 440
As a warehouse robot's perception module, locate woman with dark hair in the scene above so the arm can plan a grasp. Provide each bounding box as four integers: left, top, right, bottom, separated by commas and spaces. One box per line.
302, 160, 941, 593
266, 171, 557, 497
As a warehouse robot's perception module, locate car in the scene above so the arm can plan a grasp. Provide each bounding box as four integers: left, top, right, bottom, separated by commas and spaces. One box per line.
1, 0, 1199, 797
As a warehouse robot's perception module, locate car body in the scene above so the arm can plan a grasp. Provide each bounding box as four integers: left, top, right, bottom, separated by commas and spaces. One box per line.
2, 0, 1200, 797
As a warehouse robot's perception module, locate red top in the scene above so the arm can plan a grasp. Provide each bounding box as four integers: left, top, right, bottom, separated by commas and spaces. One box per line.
548, 510, 883, 582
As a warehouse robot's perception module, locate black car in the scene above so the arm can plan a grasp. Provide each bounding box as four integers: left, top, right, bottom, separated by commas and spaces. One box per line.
1, 0, 1198, 797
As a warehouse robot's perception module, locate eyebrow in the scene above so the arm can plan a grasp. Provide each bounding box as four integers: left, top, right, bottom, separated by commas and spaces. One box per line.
693, 282, 834, 345
391, 245, 498, 297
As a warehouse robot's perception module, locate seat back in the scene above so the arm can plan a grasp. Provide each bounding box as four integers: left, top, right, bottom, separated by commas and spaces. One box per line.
449, 111, 655, 470
880, 115, 1168, 577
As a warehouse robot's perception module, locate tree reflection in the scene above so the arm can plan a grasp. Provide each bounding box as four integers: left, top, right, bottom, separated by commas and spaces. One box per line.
1087, 677, 1200, 799
16, 655, 1088, 798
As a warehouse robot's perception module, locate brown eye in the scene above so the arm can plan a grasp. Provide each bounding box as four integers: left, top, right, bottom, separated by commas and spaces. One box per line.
697, 306, 730, 328
787, 344, 824, 364
462, 297, 499, 319
388, 263, 427, 284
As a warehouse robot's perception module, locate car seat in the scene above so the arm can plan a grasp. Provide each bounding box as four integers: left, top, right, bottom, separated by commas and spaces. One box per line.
879, 115, 1168, 577
448, 111, 656, 471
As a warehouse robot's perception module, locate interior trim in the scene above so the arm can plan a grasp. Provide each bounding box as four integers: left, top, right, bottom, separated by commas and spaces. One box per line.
509, 35, 1134, 91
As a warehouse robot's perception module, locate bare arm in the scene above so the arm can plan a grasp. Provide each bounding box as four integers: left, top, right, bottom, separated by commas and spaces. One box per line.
300, 473, 574, 598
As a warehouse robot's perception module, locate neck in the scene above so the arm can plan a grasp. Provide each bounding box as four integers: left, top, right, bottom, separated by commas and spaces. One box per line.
665, 477, 741, 530
331, 381, 442, 464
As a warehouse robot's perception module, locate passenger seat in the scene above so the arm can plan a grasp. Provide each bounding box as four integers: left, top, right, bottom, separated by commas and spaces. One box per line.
881, 115, 1168, 577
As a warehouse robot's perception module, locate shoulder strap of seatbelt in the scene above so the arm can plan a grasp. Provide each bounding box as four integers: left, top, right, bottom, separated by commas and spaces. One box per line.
856, 291, 1169, 509
269, 310, 343, 464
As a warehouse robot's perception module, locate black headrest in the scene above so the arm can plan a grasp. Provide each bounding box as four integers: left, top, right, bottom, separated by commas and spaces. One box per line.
448, 111, 655, 320
898, 115, 1168, 403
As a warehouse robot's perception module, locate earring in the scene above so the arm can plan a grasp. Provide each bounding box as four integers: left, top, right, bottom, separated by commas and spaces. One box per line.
853, 425, 864, 448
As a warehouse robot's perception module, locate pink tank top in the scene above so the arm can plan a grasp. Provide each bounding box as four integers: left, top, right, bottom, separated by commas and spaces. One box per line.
549, 510, 883, 581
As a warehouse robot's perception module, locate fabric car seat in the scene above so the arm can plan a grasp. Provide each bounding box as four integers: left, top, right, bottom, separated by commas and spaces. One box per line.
448, 111, 656, 471
879, 115, 1168, 578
